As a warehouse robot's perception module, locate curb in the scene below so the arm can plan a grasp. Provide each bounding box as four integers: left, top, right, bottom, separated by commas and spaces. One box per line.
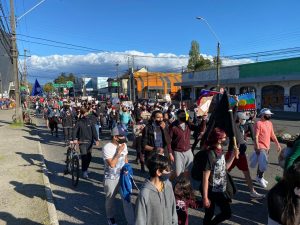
38, 141, 60, 225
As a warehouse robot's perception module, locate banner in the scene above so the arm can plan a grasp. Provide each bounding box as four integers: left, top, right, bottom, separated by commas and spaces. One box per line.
229, 92, 256, 111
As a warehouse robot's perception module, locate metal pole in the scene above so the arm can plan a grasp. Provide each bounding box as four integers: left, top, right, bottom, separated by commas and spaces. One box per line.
23, 49, 27, 87
216, 42, 220, 91
132, 56, 136, 102
10, 0, 22, 123
0, 72, 3, 97
116, 63, 119, 97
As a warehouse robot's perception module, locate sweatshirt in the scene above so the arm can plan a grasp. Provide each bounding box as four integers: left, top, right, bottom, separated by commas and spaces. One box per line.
135, 179, 178, 225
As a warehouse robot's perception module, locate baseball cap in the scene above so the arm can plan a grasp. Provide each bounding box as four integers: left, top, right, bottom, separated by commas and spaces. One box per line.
111, 125, 126, 136
237, 112, 249, 120
259, 108, 274, 116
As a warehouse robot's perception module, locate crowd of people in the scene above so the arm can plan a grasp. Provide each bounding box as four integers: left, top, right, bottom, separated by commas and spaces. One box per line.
29, 95, 300, 225
0, 97, 15, 110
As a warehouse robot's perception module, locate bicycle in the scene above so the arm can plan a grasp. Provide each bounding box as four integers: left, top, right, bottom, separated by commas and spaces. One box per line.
65, 143, 80, 187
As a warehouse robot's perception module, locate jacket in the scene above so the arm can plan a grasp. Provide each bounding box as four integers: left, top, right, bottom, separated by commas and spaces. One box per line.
120, 163, 134, 202
142, 122, 170, 151
73, 117, 98, 143
135, 179, 178, 225
168, 120, 195, 154
60, 108, 75, 128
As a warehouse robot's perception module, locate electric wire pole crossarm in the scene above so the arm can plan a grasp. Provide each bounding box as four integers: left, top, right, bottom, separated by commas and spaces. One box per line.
196, 17, 221, 91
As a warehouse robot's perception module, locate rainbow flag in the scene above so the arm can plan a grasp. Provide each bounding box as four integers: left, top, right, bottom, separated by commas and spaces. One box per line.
229, 92, 256, 111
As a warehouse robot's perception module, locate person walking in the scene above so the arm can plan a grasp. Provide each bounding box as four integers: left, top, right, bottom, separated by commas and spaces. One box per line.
73, 107, 99, 179
254, 108, 281, 188
102, 125, 135, 225
133, 116, 146, 172
135, 154, 178, 225
60, 102, 75, 145
142, 110, 171, 162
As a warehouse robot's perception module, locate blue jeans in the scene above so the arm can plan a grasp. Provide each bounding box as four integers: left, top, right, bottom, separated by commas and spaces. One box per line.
95, 124, 100, 140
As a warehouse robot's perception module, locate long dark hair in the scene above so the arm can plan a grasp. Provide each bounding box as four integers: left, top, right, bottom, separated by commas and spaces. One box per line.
149, 110, 162, 124
281, 161, 300, 225
174, 173, 196, 201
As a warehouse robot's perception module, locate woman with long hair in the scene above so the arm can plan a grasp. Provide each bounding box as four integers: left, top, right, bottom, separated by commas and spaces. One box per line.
268, 161, 300, 225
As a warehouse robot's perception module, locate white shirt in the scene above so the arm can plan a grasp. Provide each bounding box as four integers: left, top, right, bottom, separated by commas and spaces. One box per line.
102, 142, 128, 180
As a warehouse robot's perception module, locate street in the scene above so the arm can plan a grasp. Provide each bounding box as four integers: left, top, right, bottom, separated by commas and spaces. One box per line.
34, 116, 300, 225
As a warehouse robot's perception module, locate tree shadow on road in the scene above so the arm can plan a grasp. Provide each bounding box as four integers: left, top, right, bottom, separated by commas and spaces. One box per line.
0, 212, 42, 225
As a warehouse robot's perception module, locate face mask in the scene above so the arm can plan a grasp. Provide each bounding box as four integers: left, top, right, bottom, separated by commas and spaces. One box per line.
294, 187, 300, 197
178, 116, 186, 122
241, 120, 246, 125
155, 120, 162, 126
221, 139, 228, 146
264, 115, 271, 120
117, 138, 127, 144
159, 172, 170, 182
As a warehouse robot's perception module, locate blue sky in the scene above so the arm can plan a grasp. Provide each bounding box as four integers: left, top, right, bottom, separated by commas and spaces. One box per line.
8, 0, 300, 82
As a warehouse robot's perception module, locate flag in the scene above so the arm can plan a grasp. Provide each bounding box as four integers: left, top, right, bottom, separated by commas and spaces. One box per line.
31, 79, 43, 96
229, 92, 256, 111
201, 93, 237, 147
197, 96, 213, 116
196, 89, 220, 105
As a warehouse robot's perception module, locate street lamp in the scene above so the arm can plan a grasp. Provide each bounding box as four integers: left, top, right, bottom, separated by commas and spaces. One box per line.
196, 17, 221, 91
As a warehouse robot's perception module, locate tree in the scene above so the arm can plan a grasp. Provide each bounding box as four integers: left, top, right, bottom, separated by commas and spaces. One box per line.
187, 40, 212, 71
54, 72, 76, 84
43, 82, 53, 93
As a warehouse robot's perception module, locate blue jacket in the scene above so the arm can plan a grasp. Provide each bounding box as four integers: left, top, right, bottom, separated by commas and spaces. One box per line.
120, 163, 133, 202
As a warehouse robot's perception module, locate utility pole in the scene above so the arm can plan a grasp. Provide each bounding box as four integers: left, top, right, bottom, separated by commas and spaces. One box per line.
0, 73, 3, 97
10, 0, 22, 123
132, 55, 136, 102
216, 42, 220, 91
116, 63, 119, 97
23, 49, 27, 88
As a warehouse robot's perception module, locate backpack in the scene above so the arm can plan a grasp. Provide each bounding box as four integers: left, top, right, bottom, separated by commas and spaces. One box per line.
191, 149, 215, 181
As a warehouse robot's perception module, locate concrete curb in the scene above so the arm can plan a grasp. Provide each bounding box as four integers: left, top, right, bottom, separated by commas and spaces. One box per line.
38, 141, 60, 225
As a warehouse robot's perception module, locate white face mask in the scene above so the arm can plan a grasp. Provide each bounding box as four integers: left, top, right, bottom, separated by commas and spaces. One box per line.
241, 119, 246, 125
294, 187, 300, 197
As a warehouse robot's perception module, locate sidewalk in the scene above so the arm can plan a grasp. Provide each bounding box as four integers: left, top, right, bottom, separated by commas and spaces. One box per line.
0, 110, 53, 225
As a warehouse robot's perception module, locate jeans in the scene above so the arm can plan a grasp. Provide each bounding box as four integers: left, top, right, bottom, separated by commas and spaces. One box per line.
95, 124, 100, 139
63, 127, 72, 143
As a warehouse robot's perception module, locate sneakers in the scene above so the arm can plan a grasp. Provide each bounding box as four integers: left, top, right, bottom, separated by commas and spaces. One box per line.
82, 171, 89, 179
107, 218, 117, 225
256, 176, 267, 188
250, 190, 265, 198
262, 177, 269, 184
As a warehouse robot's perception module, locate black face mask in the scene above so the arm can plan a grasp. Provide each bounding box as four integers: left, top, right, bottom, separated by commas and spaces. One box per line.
222, 139, 229, 146
155, 120, 162, 126
159, 172, 170, 182
264, 115, 271, 120
117, 138, 127, 144
178, 116, 186, 122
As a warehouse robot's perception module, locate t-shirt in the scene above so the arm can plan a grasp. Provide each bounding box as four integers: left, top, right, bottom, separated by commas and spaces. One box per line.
102, 142, 128, 180
153, 123, 163, 148
203, 150, 227, 192
255, 120, 274, 150
120, 111, 131, 124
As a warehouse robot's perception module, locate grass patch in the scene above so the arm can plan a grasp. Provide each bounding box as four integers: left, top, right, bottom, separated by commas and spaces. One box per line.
9, 121, 24, 128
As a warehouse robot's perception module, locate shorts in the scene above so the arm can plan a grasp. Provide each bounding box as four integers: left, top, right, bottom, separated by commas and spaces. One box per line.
226, 152, 249, 172
174, 149, 194, 176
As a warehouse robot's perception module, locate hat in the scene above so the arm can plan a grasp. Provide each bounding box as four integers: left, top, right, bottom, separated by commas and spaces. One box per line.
259, 108, 274, 116
237, 112, 249, 120
111, 125, 126, 136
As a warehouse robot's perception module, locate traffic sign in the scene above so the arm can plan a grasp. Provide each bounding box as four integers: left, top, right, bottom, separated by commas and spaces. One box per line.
66, 81, 74, 88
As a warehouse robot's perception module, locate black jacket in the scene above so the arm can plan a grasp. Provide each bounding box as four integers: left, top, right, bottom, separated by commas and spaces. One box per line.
88, 109, 100, 125
73, 117, 98, 143
60, 109, 75, 128
142, 122, 170, 152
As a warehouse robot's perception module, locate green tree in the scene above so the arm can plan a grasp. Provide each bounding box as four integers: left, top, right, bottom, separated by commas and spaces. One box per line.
54, 72, 76, 84
43, 82, 53, 93
187, 40, 212, 71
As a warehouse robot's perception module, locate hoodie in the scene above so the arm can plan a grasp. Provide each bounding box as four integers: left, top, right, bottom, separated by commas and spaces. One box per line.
135, 179, 178, 225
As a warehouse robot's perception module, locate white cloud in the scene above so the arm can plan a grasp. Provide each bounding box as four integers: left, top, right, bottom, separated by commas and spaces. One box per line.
25, 50, 252, 83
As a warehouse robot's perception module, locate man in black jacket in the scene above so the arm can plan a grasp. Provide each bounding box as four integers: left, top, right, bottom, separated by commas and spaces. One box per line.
141, 110, 171, 163
73, 107, 100, 178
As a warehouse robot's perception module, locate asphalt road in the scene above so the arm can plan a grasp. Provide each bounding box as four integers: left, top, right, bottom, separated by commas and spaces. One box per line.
36, 117, 300, 225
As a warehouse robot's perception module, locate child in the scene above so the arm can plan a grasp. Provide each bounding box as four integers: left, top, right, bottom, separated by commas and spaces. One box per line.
135, 154, 177, 225
174, 174, 202, 225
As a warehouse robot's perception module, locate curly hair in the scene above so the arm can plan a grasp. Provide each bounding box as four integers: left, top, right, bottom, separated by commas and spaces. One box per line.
174, 174, 196, 201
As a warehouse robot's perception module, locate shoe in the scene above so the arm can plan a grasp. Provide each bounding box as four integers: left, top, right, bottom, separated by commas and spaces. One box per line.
250, 190, 265, 198
107, 218, 117, 225
256, 177, 267, 188
262, 177, 269, 184
83, 171, 88, 179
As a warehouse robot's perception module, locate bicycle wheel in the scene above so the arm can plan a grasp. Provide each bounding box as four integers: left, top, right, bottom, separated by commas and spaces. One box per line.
65, 147, 72, 174
71, 155, 80, 187
12, 114, 16, 122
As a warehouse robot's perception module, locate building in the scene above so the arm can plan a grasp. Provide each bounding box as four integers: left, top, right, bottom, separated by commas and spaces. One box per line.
119, 67, 182, 100
80, 76, 109, 97
175, 57, 300, 112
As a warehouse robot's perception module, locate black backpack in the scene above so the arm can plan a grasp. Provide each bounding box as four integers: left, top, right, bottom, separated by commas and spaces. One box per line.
191, 149, 215, 181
